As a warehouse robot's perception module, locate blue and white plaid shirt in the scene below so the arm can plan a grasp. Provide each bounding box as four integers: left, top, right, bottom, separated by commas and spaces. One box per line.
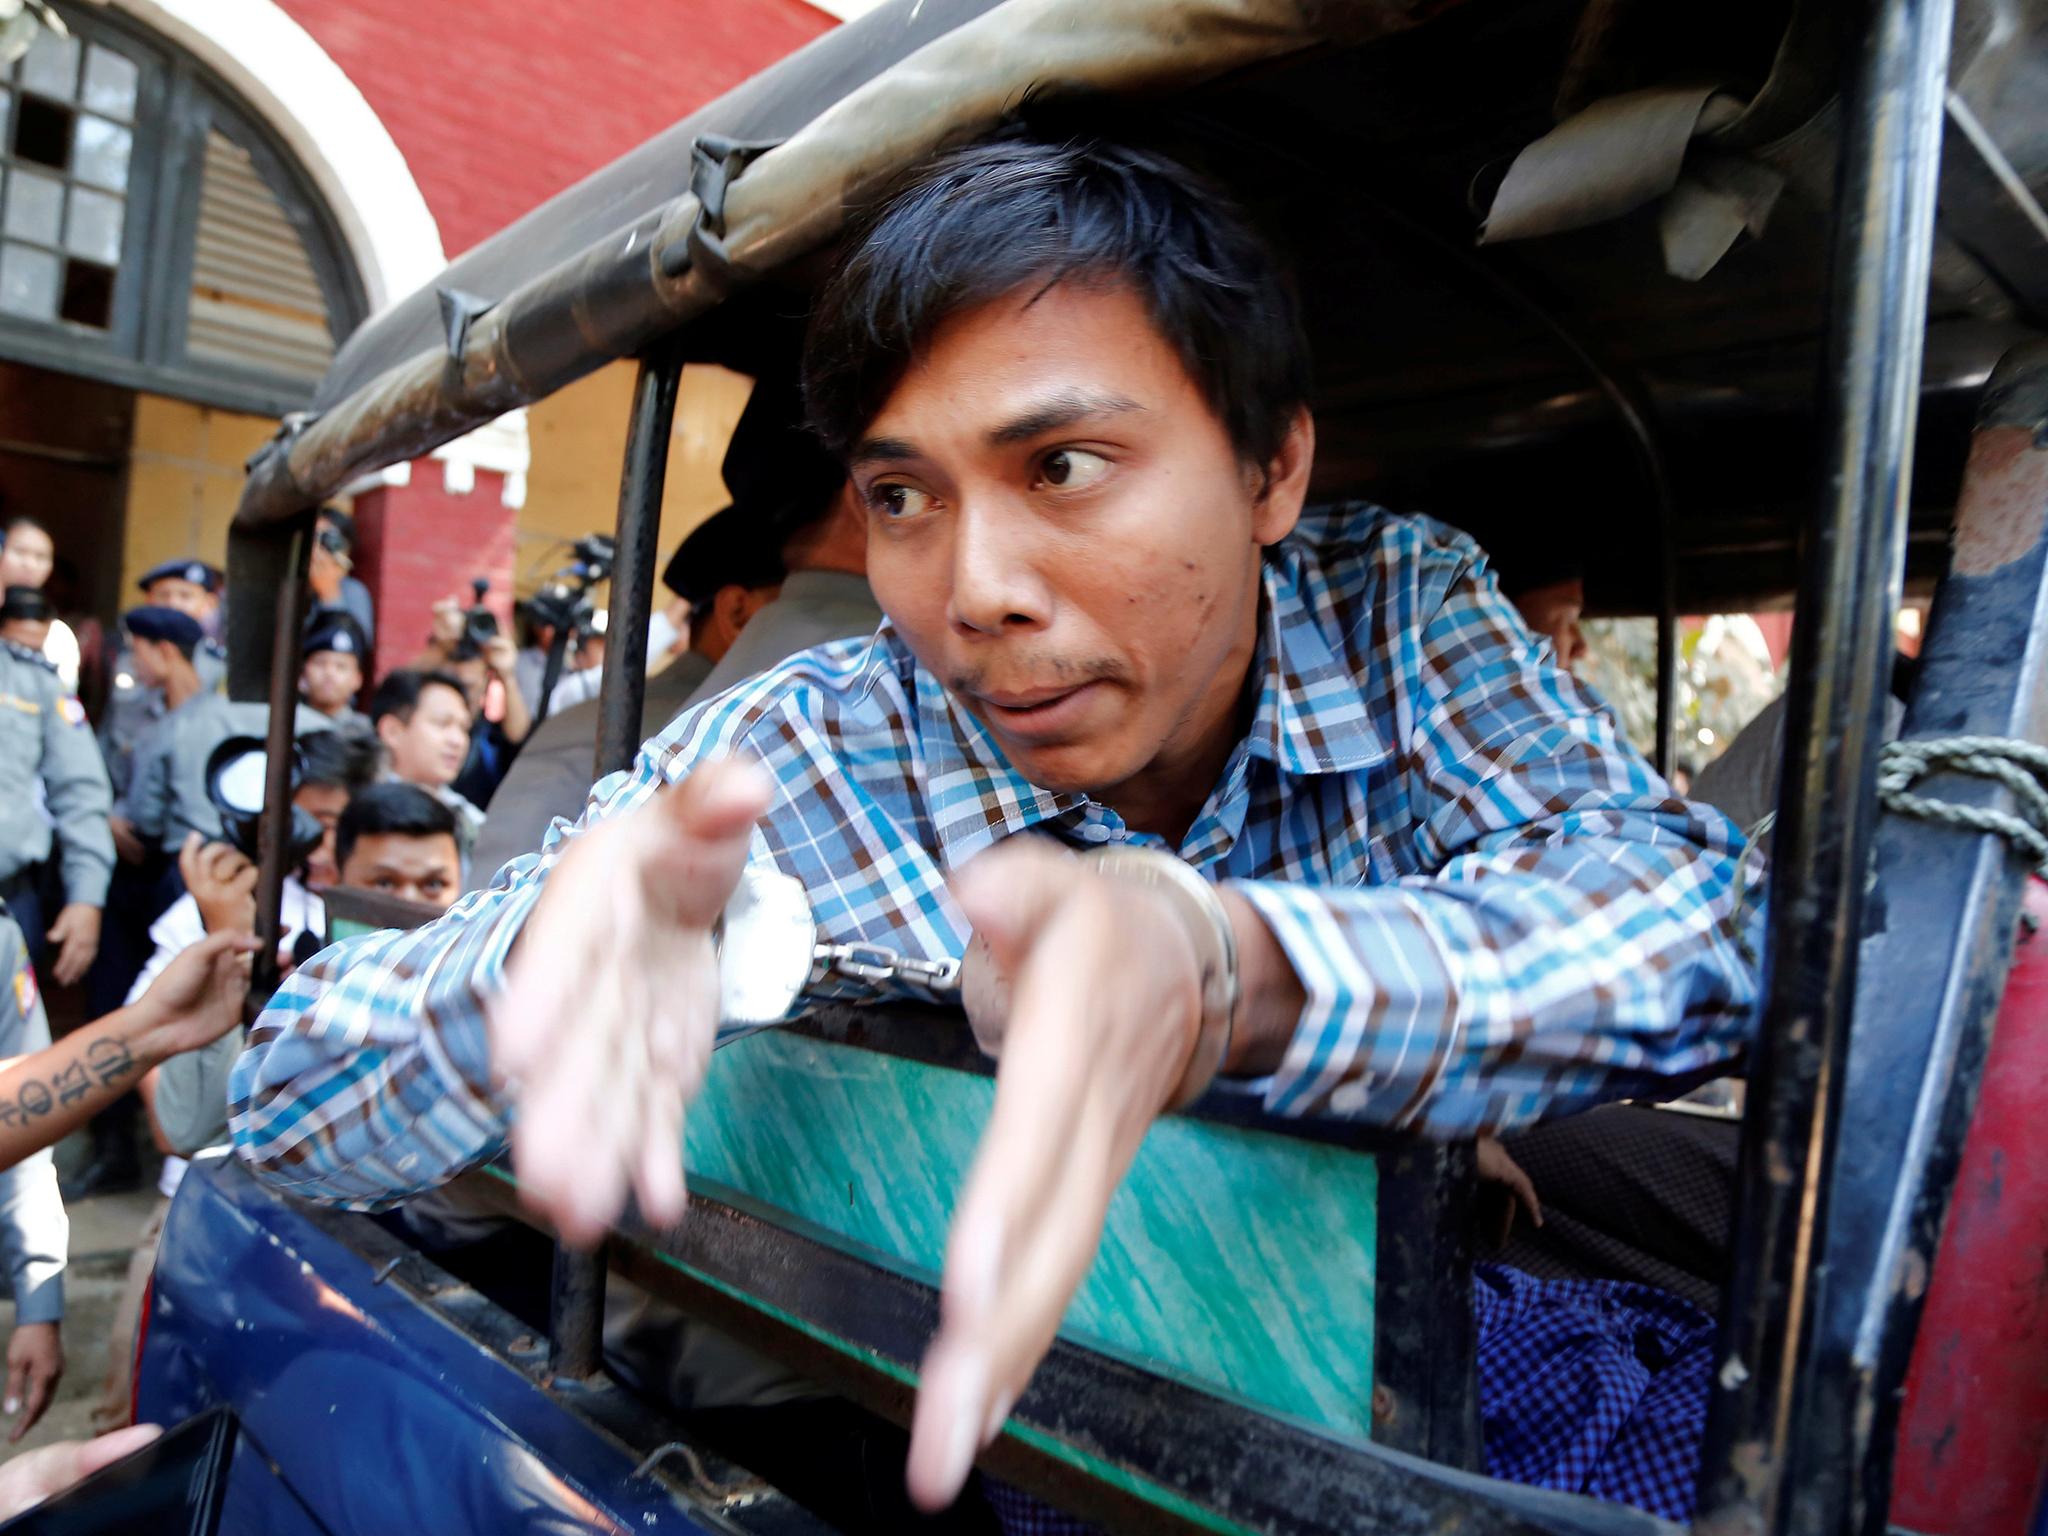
231, 506, 1762, 1206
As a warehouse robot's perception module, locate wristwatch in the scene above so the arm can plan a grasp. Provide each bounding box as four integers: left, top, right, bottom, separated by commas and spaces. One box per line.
1081, 845, 1240, 1110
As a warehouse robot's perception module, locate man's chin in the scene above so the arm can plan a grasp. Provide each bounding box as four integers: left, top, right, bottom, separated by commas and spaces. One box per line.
993, 735, 1139, 801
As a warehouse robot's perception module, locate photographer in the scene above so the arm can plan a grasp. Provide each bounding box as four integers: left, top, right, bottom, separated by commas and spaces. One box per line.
411, 584, 531, 809
306, 508, 376, 647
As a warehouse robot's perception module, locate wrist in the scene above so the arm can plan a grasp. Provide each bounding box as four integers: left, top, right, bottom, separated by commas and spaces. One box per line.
1216, 887, 1303, 1076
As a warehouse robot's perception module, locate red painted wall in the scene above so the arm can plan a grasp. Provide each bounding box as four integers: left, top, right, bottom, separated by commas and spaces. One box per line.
271, 0, 835, 673
275, 0, 835, 259
352, 469, 518, 682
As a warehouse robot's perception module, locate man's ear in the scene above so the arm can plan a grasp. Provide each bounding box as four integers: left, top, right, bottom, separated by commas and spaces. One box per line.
375, 715, 402, 755
1250, 407, 1315, 548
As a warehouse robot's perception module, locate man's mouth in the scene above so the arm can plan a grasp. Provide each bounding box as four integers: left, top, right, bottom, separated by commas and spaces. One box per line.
971, 680, 1106, 743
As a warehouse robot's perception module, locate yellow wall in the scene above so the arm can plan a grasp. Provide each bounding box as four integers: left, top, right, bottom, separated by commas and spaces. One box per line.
517, 361, 754, 602
123, 393, 277, 594
124, 362, 754, 615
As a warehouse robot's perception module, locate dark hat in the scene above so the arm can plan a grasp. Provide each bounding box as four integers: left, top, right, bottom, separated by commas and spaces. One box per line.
304, 611, 368, 660
1, 586, 49, 622
721, 376, 845, 545
661, 504, 788, 608
137, 558, 222, 595
123, 604, 204, 652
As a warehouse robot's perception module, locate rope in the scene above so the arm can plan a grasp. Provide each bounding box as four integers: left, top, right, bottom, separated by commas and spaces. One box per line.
1877, 735, 2048, 872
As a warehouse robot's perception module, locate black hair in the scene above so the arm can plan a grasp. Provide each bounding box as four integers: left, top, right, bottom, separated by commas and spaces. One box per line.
335, 782, 458, 873
2, 514, 49, 543
803, 133, 1310, 471
296, 729, 378, 796
367, 668, 469, 727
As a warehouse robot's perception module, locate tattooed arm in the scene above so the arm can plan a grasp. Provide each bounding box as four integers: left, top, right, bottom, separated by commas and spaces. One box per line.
0, 932, 259, 1173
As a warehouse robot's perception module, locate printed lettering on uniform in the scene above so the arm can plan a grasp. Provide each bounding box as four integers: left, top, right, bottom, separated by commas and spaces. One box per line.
0, 694, 40, 717
11, 957, 34, 1019
55, 696, 85, 727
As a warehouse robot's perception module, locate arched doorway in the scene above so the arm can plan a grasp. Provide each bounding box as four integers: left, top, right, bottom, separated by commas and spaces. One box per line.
0, 2, 392, 672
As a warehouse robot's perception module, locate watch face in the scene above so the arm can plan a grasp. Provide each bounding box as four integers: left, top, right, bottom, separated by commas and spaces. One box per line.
717, 864, 816, 1025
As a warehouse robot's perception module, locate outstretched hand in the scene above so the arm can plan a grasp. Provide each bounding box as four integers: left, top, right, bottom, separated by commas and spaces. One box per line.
491, 759, 771, 1247
131, 930, 261, 1060
908, 839, 1205, 1510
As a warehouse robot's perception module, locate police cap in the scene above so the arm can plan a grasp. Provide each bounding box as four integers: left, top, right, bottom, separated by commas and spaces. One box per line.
137, 559, 222, 595
304, 612, 368, 660
123, 605, 204, 653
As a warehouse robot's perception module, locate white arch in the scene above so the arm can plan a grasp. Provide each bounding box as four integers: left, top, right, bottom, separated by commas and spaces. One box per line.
110, 0, 446, 316
106, 0, 530, 497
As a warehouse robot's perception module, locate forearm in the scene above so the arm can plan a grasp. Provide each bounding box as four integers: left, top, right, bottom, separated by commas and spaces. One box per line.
229, 877, 544, 1206
0, 1010, 162, 1172
497, 672, 532, 743
1227, 813, 1761, 1134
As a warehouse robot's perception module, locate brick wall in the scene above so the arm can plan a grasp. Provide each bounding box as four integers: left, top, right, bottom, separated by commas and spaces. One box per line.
269, 0, 836, 655
275, 0, 836, 259
351, 467, 517, 682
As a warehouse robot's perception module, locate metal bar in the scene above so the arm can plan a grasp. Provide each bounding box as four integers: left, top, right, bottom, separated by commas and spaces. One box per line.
1371, 1142, 1480, 1469
547, 344, 686, 1383
1696, 0, 1955, 1527
249, 512, 313, 1006
595, 345, 682, 779
1805, 343, 2048, 1535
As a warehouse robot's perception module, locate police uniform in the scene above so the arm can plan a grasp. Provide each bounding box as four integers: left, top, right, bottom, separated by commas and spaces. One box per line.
0, 637, 113, 935
98, 562, 225, 803
0, 906, 68, 1331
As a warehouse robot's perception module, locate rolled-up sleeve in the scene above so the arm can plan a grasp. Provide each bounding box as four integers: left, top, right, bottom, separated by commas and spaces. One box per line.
1237, 551, 1762, 1136
229, 683, 776, 1208
228, 863, 548, 1207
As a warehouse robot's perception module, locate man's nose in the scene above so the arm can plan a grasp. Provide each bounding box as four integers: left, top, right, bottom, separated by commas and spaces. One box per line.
946, 502, 1052, 637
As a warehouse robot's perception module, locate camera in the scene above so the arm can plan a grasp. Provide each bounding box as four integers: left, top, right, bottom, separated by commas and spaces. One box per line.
525, 534, 616, 638
460, 576, 499, 654
204, 736, 325, 872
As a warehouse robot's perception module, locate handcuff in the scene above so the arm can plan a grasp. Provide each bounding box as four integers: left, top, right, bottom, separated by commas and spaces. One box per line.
714, 845, 1239, 1110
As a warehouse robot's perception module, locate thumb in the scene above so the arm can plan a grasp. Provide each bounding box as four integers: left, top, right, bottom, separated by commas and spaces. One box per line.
649, 759, 774, 931
951, 838, 1077, 975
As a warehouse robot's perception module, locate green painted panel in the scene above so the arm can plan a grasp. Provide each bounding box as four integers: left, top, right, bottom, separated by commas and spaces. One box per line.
686, 1029, 1378, 1437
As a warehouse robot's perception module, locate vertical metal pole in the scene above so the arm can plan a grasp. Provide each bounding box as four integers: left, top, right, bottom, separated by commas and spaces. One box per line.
250, 513, 312, 1009
548, 342, 683, 1381
1696, 0, 1953, 1529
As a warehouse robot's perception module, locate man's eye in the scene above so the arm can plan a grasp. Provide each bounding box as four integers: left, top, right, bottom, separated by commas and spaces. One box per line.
1037, 448, 1110, 490
867, 483, 934, 519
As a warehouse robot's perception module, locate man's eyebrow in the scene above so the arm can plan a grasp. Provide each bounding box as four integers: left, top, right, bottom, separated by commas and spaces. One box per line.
849, 435, 920, 468
988, 390, 1144, 446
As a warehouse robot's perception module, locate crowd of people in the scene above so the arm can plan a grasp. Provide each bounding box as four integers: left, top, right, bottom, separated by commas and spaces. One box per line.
0, 130, 1789, 1532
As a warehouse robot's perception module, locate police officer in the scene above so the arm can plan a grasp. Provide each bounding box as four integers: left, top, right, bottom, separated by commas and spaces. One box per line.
0, 904, 70, 1441
97, 561, 224, 806
0, 619, 111, 988
299, 613, 372, 736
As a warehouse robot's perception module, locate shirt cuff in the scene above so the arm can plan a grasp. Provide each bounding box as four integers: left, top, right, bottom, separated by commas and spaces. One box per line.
1229, 879, 1462, 1128
11, 1273, 61, 1326
60, 856, 110, 910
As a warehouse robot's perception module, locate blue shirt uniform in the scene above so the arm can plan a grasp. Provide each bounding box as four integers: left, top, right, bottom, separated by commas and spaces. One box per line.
0, 906, 67, 1325
0, 639, 112, 910
231, 507, 1763, 1205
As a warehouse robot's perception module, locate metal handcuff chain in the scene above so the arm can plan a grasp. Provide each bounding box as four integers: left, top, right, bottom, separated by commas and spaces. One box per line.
712, 850, 1239, 1110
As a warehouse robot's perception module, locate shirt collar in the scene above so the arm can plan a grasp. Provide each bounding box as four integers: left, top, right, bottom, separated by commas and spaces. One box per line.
914, 535, 1390, 868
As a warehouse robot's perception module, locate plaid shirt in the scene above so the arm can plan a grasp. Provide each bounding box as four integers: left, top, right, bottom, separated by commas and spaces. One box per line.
231, 505, 1761, 1206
